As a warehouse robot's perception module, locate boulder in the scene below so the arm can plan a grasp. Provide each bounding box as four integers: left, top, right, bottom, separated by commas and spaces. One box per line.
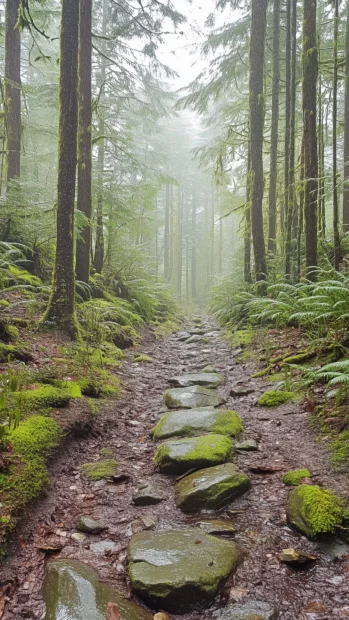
154, 434, 233, 474
164, 385, 225, 409
152, 408, 243, 440
128, 529, 240, 613
168, 373, 224, 389
286, 485, 344, 538
212, 600, 278, 619
176, 463, 251, 512
43, 559, 152, 620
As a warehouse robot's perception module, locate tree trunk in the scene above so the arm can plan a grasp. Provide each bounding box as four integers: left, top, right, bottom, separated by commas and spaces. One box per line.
268, 0, 280, 254
210, 189, 215, 287
249, 0, 268, 284
244, 146, 252, 283
333, 0, 340, 270
93, 0, 108, 274
191, 191, 197, 299
285, 0, 297, 278
283, 0, 291, 236
5, 0, 21, 187
176, 188, 183, 300
303, 0, 318, 279
343, 1, 349, 233
43, 0, 79, 337
164, 184, 170, 279
75, 0, 93, 283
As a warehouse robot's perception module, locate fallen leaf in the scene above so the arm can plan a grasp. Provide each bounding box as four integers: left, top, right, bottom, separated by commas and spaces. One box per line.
107, 602, 120, 620
280, 548, 317, 565
303, 601, 328, 614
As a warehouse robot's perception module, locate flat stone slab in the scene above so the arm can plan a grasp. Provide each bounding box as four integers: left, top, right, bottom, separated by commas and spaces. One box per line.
154, 434, 233, 474
196, 519, 238, 536
176, 463, 251, 512
212, 600, 278, 619
152, 408, 243, 440
168, 373, 224, 389
76, 516, 107, 534
43, 559, 152, 620
133, 482, 165, 506
186, 334, 203, 343
235, 439, 258, 452
128, 529, 240, 613
164, 385, 225, 409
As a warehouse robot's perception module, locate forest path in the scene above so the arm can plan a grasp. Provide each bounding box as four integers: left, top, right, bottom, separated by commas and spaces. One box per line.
2, 319, 349, 620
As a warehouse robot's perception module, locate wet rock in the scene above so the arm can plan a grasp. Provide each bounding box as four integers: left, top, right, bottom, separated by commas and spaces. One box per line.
141, 515, 158, 530
43, 559, 153, 620
212, 600, 278, 619
81, 459, 118, 480
235, 439, 258, 452
186, 334, 203, 343
90, 540, 119, 554
77, 516, 107, 534
168, 372, 224, 389
71, 532, 87, 544
152, 408, 243, 440
128, 529, 240, 613
154, 434, 233, 474
176, 463, 251, 512
202, 364, 217, 373
133, 481, 165, 505
196, 519, 238, 536
164, 385, 225, 409
279, 548, 317, 566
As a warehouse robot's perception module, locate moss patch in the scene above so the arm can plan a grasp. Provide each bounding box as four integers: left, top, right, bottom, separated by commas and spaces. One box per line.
0, 344, 32, 363
16, 385, 73, 411
227, 329, 253, 348
7, 265, 42, 288
152, 409, 243, 440
287, 485, 345, 537
81, 459, 118, 480
257, 390, 293, 407
282, 468, 311, 486
133, 354, 153, 363
154, 434, 233, 474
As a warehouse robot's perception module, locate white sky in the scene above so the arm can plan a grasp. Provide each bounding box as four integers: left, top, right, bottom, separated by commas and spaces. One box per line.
159, 0, 217, 89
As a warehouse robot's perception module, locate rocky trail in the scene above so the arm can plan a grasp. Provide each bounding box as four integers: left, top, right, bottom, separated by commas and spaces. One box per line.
2, 319, 349, 620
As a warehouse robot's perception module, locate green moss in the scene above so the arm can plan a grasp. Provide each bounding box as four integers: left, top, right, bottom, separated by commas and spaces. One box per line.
0, 300, 9, 307
282, 468, 311, 486
133, 354, 153, 363
288, 485, 345, 537
16, 385, 72, 411
154, 434, 233, 474
152, 410, 244, 440
227, 329, 253, 348
78, 378, 102, 398
0, 344, 32, 363
253, 366, 272, 378
257, 390, 293, 407
81, 459, 118, 480
100, 448, 114, 457
49, 380, 82, 399
331, 430, 349, 467
282, 351, 316, 365
7, 265, 42, 288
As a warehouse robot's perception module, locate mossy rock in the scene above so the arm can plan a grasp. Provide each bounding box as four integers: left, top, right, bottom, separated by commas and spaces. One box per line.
81, 459, 118, 480
43, 559, 153, 620
176, 463, 252, 512
128, 529, 241, 613
287, 485, 345, 538
78, 378, 103, 398
0, 344, 33, 363
7, 265, 42, 288
16, 385, 73, 411
282, 468, 311, 486
133, 354, 153, 363
154, 434, 233, 474
257, 390, 293, 407
168, 373, 224, 389
152, 408, 243, 440
164, 386, 225, 409
229, 329, 253, 348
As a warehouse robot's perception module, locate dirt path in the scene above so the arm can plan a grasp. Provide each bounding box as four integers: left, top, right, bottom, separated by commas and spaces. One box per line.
2, 320, 349, 620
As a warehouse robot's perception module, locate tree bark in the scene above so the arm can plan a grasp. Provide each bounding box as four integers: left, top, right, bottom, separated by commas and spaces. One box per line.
43, 0, 80, 337
249, 0, 268, 284
283, 0, 291, 236
176, 188, 183, 300
343, 2, 349, 233
75, 0, 93, 283
303, 0, 318, 279
268, 0, 280, 255
244, 146, 252, 283
333, 0, 340, 270
164, 184, 170, 279
285, 0, 297, 278
191, 191, 197, 299
5, 0, 21, 187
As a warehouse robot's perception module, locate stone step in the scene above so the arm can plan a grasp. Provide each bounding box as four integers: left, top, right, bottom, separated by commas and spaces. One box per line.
151, 407, 243, 440
168, 372, 224, 389
154, 434, 233, 474
175, 462, 251, 512
164, 385, 225, 409
127, 529, 241, 614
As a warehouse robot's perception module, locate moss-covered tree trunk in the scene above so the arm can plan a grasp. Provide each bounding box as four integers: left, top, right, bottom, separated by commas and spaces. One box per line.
302, 0, 318, 280
5, 0, 21, 187
43, 0, 79, 337
285, 0, 297, 278
93, 0, 108, 274
333, 0, 340, 270
191, 191, 197, 298
249, 0, 268, 284
343, 2, 349, 233
75, 0, 93, 283
244, 145, 252, 284
268, 0, 280, 255
283, 0, 291, 237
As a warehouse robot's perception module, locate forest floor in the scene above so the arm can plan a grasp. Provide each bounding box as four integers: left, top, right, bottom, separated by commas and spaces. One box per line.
1, 319, 349, 620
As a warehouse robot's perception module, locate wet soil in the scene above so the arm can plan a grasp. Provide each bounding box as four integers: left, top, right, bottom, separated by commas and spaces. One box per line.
1, 320, 349, 620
